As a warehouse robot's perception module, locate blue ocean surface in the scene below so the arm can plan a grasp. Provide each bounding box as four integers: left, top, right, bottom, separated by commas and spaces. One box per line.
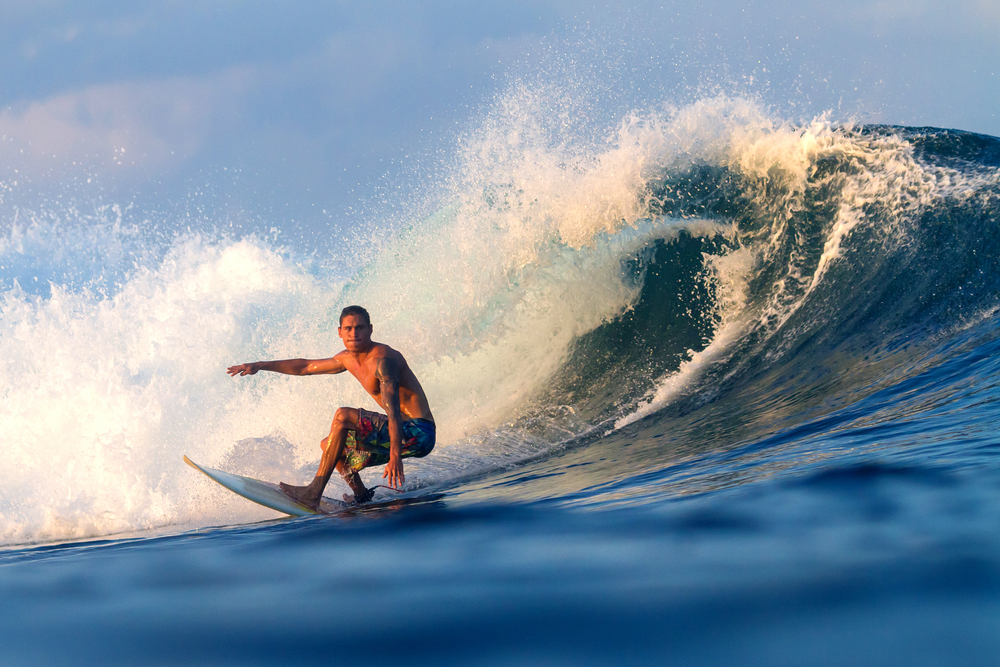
2, 95, 1000, 665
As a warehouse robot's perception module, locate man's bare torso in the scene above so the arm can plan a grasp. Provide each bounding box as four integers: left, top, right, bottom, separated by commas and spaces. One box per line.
337, 343, 434, 421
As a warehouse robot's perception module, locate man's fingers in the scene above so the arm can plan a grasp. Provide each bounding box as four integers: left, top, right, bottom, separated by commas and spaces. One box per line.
383, 464, 404, 488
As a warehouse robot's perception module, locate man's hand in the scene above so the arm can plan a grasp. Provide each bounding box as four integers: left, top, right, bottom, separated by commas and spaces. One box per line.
227, 363, 258, 377
383, 455, 405, 489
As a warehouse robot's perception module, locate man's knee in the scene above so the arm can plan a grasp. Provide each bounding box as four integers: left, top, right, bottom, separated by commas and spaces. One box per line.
333, 407, 356, 427
320, 407, 358, 451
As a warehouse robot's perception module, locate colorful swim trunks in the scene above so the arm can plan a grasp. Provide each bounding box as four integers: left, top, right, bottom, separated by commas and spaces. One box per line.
344, 408, 436, 471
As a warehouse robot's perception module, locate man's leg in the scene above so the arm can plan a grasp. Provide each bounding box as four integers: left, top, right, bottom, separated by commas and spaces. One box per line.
334, 459, 373, 504
317, 418, 373, 502
280, 407, 366, 507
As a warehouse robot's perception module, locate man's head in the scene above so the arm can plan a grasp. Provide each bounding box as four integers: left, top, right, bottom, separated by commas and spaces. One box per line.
338, 305, 373, 351
339, 305, 370, 326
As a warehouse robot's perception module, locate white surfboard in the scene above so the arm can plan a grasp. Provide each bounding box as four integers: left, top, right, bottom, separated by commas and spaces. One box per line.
184, 455, 343, 516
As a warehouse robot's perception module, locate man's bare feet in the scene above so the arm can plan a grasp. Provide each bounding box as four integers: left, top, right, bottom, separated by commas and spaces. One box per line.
342, 487, 375, 505
338, 469, 374, 505
279, 481, 322, 509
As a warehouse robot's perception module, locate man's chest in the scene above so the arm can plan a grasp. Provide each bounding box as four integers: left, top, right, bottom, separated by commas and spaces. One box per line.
345, 361, 381, 395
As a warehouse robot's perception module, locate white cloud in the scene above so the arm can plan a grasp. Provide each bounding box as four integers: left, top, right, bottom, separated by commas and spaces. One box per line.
0, 67, 258, 182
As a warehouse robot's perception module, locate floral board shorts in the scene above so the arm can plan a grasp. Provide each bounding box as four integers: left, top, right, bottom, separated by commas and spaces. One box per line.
344, 408, 436, 471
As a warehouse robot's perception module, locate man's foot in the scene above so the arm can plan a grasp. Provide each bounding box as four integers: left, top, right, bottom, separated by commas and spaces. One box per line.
343, 487, 375, 505
279, 481, 322, 509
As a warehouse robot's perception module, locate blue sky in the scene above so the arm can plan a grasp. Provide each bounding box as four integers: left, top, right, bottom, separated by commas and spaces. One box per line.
0, 1, 997, 237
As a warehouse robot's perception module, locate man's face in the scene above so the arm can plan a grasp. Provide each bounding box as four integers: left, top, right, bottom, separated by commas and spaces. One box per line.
338, 314, 373, 351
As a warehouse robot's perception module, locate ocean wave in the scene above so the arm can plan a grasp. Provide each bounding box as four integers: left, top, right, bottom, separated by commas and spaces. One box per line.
2, 90, 999, 545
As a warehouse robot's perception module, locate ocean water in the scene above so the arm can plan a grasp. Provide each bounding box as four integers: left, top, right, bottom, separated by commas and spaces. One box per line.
2, 91, 1000, 665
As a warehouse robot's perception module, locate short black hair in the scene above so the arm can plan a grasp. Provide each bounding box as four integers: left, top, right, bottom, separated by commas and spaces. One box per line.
339, 305, 371, 326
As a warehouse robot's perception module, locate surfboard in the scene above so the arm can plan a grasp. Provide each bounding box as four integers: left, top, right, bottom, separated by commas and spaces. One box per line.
183, 455, 342, 516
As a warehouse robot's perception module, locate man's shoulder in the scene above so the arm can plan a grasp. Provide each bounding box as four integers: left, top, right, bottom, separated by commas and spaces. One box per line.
371, 344, 408, 376
370, 342, 404, 360
331, 349, 356, 367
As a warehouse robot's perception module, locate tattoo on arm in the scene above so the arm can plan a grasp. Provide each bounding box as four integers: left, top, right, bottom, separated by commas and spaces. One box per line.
375, 357, 400, 387
377, 358, 403, 456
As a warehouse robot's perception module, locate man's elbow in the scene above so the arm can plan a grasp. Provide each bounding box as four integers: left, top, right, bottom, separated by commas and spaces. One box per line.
300, 360, 324, 375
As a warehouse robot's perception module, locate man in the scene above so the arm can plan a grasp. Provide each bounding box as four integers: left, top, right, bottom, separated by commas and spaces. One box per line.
226, 305, 435, 507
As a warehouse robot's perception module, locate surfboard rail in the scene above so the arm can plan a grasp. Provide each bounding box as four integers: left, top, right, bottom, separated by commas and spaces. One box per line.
183, 455, 342, 516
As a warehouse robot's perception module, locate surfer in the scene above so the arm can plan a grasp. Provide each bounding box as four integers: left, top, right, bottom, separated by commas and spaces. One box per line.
226, 305, 435, 507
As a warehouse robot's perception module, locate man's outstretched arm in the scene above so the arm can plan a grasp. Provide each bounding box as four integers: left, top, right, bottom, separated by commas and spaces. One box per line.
227, 356, 346, 377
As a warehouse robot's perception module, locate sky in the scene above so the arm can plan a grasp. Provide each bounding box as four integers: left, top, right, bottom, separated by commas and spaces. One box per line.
0, 0, 997, 240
